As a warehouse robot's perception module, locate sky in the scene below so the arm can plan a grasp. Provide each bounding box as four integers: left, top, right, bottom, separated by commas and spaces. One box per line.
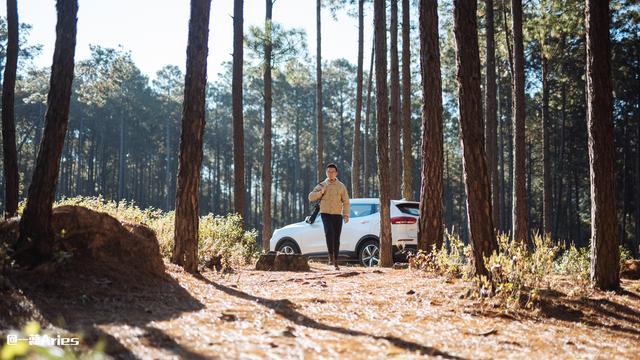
5, 0, 375, 81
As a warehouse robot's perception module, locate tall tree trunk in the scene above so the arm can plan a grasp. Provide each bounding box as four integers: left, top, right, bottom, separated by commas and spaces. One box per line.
453, 0, 497, 277
172, 0, 211, 274
88, 132, 96, 194
118, 114, 125, 201
2, 0, 19, 218
246, 164, 252, 227
501, 0, 514, 79
484, 0, 499, 229
586, 0, 619, 290
527, 138, 532, 233
165, 93, 172, 210
417, 0, 444, 252
401, 0, 413, 201
233, 0, 246, 223
541, 54, 552, 236
16, 0, 78, 266
635, 110, 640, 257
262, 0, 274, 252
553, 83, 567, 240
316, 0, 324, 182
76, 116, 84, 194
364, 42, 374, 197
352, 0, 364, 199
621, 115, 630, 253
389, 0, 402, 199
574, 167, 582, 244
511, 0, 527, 244
294, 118, 301, 218
498, 81, 506, 231
374, 0, 393, 267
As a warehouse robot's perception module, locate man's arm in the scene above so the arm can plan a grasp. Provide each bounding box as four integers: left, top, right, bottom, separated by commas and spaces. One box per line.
341, 185, 350, 218
308, 183, 324, 202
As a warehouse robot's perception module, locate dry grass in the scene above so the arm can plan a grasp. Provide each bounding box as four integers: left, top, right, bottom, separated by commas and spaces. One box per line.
3, 259, 639, 359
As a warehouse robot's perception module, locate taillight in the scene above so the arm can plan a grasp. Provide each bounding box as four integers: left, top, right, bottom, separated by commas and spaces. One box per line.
390, 216, 416, 224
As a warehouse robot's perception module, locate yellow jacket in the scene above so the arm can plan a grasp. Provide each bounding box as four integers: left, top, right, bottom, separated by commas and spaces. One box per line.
308, 178, 350, 216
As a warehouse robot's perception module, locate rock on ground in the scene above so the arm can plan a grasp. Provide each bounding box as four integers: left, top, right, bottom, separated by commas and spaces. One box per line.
255, 252, 310, 271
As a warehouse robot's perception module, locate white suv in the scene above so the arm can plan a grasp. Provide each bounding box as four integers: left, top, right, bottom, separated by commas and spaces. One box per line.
269, 198, 419, 266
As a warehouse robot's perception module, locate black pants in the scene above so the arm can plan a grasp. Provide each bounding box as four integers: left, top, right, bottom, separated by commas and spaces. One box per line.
321, 213, 343, 260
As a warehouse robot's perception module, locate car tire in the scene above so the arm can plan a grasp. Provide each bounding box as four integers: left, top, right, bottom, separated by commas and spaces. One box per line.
276, 239, 300, 255
358, 239, 380, 267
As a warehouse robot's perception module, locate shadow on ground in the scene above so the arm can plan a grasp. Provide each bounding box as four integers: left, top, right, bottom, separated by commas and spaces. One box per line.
538, 286, 640, 338
4, 264, 206, 359
194, 273, 465, 360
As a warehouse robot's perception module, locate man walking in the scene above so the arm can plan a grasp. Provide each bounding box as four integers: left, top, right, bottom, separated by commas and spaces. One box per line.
308, 163, 350, 270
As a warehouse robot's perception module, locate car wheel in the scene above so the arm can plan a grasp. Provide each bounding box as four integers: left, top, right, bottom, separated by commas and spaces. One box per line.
276, 239, 300, 255
359, 239, 380, 267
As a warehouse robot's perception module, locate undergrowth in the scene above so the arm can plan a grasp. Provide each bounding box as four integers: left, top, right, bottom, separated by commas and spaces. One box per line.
16, 196, 260, 272
410, 231, 633, 309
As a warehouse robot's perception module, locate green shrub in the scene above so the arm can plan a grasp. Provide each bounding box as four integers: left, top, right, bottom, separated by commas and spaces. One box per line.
151, 211, 259, 271
410, 227, 632, 308
409, 231, 471, 278
555, 243, 632, 283
481, 233, 560, 308
197, 213, 259, 271
619, 245, 632, 267
554, 243, 590, 282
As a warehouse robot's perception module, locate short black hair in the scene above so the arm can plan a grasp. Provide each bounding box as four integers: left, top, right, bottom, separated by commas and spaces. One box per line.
326, 163, 338, 171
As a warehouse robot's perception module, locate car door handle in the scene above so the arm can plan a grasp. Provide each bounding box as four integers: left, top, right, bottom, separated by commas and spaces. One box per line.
360, 220, 369, 224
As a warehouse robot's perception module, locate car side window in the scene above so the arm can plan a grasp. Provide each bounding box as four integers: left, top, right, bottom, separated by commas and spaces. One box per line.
350, 203, 377, 218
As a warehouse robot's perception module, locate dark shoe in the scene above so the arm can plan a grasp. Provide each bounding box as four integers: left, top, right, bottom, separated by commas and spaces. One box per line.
334, 263, 340, 270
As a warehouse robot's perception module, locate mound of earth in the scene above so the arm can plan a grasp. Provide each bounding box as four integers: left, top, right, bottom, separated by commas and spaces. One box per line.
622, 259, 640, 280
0, 205, 179, 333
1, 205, 165, 279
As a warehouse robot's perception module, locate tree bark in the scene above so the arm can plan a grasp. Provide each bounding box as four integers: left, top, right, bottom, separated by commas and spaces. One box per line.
498, 81, 506, 231
165, 91, 172, 210
401, 0, 412, 201
172, 0, 211, 274
364, 41, 374, 198
635, 109, 640, 257
262, 0, 274, 252
16, 0, 78, 266
542, 54, 552, 237
453, 0, 497, 277
586, 0, 619, 290
374, 0, 393, 267
511, 0, 527, 244
418, 0, 444, 252
316, 0, 324, 182
233, 0, 246, 223
389, 0, 402, 199
621, 115, 630, 253
118, 113, 125, 201
351, 0, 364, 199
553, 83, 567, 240
2, 0, 19, 218
484, 0, 499, 229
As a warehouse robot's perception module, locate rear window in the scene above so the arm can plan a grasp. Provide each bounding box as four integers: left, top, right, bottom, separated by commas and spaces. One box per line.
396, 203, 419, 216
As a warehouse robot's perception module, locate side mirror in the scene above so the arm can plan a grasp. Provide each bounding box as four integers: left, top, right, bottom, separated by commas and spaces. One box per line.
305, 216, 311, 224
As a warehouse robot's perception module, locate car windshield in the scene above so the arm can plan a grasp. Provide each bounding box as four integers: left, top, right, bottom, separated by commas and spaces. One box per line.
396, 202, 419, 216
